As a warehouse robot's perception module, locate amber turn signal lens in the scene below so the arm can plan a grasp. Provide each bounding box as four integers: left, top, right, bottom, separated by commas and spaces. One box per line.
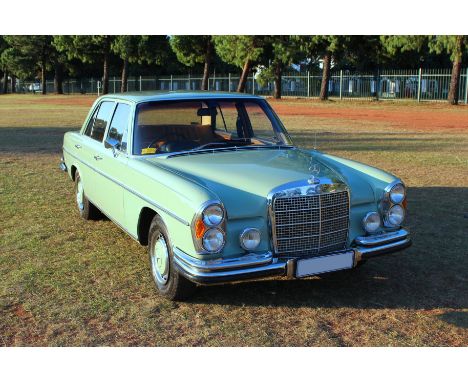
402, 199, 408, 209
195, 219, 206, 238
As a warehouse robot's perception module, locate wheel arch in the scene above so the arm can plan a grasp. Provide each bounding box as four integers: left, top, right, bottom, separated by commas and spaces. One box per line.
137, 207, 159, 245
70, 165, 78, 181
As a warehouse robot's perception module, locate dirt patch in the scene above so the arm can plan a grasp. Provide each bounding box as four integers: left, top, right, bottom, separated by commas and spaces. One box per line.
23, 95, 96, 107
270, 100, 468, 132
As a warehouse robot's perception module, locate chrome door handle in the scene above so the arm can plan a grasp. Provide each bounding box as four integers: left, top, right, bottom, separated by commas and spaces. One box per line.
94, 155, 103, 161
74, 144, 82, 149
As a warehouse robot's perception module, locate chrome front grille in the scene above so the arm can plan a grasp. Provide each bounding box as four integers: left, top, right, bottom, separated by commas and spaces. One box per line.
272, 190, 349, 256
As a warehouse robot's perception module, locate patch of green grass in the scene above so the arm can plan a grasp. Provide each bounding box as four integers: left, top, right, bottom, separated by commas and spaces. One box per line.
0, 95, 467, 346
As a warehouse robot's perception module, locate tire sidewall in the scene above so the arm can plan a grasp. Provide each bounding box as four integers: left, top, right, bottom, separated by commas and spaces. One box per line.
74, 172, 88, 219
148, 216, 180, 296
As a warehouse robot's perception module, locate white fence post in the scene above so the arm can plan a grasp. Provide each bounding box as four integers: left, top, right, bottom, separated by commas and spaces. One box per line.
307, 71, 310, 98
228, 73, 231, 92
170, 75, 173, 91
139, 75, 142, 91
465, 67, 468, 104
417, 68, 422, 102
252, 72, 255, 95
339, 70, 343, 100
113, 76, 116, 93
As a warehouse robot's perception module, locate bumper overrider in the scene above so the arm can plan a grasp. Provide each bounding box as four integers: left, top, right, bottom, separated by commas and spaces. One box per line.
173, 229, 411, 285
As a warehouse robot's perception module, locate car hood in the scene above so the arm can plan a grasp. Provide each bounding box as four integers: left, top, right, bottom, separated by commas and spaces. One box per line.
144, 148, 377, 219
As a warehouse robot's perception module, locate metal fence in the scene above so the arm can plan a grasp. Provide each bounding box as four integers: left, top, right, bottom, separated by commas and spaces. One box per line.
6, 68, 468, 103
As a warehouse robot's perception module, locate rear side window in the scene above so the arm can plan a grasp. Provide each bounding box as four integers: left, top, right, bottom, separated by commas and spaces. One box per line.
84, 101, 115, 142
107, 103, 131, 152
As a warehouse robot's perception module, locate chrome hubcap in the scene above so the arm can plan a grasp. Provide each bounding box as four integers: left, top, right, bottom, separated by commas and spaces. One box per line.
76, 179, 84, 211
151, 234, 169, 285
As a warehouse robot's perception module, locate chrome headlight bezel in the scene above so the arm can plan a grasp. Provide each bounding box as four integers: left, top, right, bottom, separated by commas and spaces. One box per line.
384, 204, 406, 228
202, 203, 225, 227
202, 227, 226, 253
239, 228, 261, 251
381, 180, 407, 229
388, 182, 406, 204
362, 211, 382, 234
191, 200, 226, 254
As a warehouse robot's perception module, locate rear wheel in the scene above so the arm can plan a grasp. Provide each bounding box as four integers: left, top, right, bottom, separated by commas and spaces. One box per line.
74, 171, 100, 220
148, 215, 196, 301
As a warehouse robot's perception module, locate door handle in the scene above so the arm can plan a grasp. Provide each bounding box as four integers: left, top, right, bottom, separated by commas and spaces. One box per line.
94, 155, 103, 161
74, 144, 82, 149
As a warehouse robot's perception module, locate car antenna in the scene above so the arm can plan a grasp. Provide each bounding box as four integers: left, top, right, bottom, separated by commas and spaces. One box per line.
313, 131, 318, 150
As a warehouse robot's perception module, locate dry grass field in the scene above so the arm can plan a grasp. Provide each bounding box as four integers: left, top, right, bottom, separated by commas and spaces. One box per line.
0, 94, 467, 346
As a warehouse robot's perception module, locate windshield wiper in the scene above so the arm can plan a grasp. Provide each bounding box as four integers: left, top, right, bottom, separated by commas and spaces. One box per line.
165, 144, 295, 158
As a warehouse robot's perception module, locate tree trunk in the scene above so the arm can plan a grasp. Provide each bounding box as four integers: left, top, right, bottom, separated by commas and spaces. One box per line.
201, 39, 213, 91
447, 36, 463, 105
201, 61, 210, 91
2, 71, 8, 94
121, 58, 128, 93
237, 59, 252, 93
54, 63, 64, 94
319, 52, 331, 101
102, 52, 109, 95
273, 62, 282, 99
41, 59, 46, 95
11, 75, 16, 93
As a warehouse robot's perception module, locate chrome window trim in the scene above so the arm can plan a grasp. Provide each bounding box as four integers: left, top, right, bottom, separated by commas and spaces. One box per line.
63, 147, 189, 226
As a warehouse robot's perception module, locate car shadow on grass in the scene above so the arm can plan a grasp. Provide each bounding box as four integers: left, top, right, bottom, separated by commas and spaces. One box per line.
0, 127, 76, 154
191, 186, 468, 315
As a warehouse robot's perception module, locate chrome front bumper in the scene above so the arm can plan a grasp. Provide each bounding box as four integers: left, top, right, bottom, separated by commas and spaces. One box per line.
174, 229, 411, 285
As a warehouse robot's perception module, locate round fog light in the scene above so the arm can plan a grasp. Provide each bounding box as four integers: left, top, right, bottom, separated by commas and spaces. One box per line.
362, 212, 382, 233
386, 204, 405, 227
240, 228, 261, 251
202, 228, 225, 252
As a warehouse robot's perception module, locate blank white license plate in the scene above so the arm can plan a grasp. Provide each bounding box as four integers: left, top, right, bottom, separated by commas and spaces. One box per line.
296, 251, 355, 278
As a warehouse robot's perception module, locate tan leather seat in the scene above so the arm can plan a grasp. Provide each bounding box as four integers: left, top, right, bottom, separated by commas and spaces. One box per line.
135, 124, 219, 153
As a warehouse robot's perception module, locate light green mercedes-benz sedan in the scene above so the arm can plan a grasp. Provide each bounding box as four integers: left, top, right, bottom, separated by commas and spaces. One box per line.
60, 91, 411, 300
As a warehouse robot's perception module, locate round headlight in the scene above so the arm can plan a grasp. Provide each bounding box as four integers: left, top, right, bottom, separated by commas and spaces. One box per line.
202, 228, 225, 252
389, 183, 406, 204
362, 212, 382, 233
202, 204, 224, 226
386, 204, 405, 227
240, 228, 261, 251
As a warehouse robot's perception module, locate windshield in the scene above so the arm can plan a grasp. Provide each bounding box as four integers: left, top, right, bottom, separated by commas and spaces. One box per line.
132, 98, 293, 155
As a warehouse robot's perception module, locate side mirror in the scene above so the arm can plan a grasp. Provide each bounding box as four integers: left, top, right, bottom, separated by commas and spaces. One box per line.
104, 136, 120, 150
104, 137, 120, 157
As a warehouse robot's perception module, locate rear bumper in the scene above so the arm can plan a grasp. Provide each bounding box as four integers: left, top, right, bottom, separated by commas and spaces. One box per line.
174, 229, 411, 285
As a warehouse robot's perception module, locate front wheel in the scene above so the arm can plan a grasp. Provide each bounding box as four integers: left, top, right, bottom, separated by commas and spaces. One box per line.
148, 215, 196, 301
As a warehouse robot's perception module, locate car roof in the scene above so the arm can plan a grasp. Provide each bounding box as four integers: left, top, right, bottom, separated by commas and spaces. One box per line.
96, 91, 264, 104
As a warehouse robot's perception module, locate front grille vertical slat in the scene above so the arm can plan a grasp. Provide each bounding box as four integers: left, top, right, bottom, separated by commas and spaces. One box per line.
272, 190, 349, 257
